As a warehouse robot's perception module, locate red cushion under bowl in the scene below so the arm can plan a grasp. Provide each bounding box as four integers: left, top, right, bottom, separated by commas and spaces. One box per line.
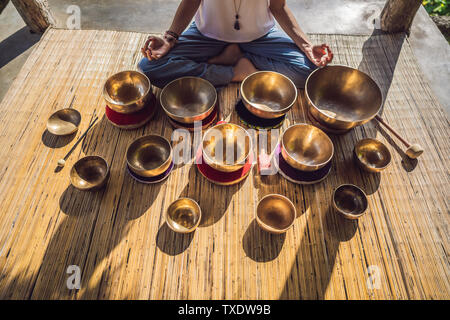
105, 94, 156, 126
196, 146, 253, 184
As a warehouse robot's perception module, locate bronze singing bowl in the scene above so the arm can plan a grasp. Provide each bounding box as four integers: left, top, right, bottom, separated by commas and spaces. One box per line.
281, 123, 334, 171
354, 138, 391, 173
332, 184, 368, 220
103, 70, 151, 114
202, 123, 252, 172
166, 198, 202, 233
256, 194, 296, 234
70, 156, 110, 191
306, 65, 382, 130
47, 108, 81, 136
126, 134, 172, 177
160, 77, 217, 123
241, 71, 297, 119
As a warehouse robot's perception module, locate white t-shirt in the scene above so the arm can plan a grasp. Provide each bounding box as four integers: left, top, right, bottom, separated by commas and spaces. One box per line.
194, 0, 275, 43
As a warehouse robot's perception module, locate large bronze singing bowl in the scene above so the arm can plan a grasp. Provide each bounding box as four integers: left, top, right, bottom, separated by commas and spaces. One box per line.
160, 77, 217, 124
202, 123, 252, 172
256, 194, 296, 234
103, 70, 151, 114
70, 156, 110, 191
281, 124, 334, 171
241, 71, 297, 119
126, 135, 172, 177
306, 65, 382, 130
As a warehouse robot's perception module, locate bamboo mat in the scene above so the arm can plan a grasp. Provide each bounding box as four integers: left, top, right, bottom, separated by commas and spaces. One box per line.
0, 29, 448, 300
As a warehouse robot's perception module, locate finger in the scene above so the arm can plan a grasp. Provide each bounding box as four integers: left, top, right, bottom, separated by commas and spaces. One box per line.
147, 49, 154, 60
143, 38, 151, 51
327, 51, 334, 63
150, 50, 160, 60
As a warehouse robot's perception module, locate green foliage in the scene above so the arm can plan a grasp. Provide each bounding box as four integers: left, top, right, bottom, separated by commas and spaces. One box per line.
423, 0, 450, 16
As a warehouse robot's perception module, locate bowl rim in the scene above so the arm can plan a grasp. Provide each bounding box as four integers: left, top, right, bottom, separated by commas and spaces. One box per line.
201, 122, 253, 170
70, 155, 110, 190
126, 134, 173, 174
103, 70, 151, 107
240, 70, 298, 115
47, 108, 82, 135
354, 138, 392, 171
255, 193, 297, 233
332, 184, 368, 218
159, 76, 217, 121
305, 64, 383, 124
166, 197, 202, 233
281, 123, 334, 169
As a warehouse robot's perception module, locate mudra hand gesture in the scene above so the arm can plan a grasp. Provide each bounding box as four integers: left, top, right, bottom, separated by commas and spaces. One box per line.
141, 35, 174, 61
302, 43, 333, 67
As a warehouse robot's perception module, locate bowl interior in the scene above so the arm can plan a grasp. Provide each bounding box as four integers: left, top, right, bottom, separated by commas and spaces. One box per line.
160, 77, 216, 118
127, 135, 171, 171
71, 156, 108, 189
334, 185, 368, 216
355, 138, 391, 169
257, 195, 296, 231
104, 71, 150, 105
241, 71, 297, 113
167, 198, 201, 232
47, 108, 81, 135
202, 123, 251, 167
306, 66, 382, 123
282, 124, 333, 167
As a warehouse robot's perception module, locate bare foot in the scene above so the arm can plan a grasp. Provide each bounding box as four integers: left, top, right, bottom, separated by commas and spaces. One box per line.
208, 44, 243, 66
231, 57, 257, 82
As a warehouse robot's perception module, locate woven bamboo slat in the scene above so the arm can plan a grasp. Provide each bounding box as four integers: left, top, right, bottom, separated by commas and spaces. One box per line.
0, 29, 448, 299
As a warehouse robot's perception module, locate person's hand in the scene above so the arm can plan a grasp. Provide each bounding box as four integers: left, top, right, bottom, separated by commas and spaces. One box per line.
302, 43, 333, 67
141, 36, 174, 61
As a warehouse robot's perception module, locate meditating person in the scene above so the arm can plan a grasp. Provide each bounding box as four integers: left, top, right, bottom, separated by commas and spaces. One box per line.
138, 0, 333, 88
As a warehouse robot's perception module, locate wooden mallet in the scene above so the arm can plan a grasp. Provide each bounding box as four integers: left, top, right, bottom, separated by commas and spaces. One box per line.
374, 115, 423, 159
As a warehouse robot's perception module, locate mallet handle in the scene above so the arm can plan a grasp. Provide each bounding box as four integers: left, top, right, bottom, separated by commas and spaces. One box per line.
374, 115, 410, 147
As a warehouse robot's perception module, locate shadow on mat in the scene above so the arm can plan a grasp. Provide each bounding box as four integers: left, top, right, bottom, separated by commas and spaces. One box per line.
279, 206, 358, 299
0, 27, 41, 68
178, 164, 243, 228
42, 129, 77, 149
242, 219, 286, 262
156, 223, 195, 256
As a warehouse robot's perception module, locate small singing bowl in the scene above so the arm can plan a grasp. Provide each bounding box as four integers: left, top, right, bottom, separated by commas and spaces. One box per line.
166, 198, 202, 233
332, 184, 368, 219
103, 70, 151, 114
241, 71, 297, 119
281, 123, 334, 171
47, 108, 81, 136
70, 156, 110, 191
306, 65, 382, 130
354, 138, 391, 173
256, 194, 296, 234
202, 122, 252, 172
126, 134, 172, 178
160, 77, 217, 123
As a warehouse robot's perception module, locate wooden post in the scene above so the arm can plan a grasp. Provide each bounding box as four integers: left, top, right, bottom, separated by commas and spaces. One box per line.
380, 0, 422, 33
0, 0, 9, 14
11, 0, 55, 33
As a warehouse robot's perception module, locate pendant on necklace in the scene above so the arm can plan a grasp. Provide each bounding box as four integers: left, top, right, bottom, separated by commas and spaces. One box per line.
234, 14, 240, 30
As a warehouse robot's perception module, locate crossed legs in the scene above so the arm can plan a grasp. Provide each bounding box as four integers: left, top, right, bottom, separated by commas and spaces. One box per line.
207, 44, 258, 82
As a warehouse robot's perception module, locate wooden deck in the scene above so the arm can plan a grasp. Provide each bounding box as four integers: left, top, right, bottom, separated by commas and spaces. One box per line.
0, 29, 448, 300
